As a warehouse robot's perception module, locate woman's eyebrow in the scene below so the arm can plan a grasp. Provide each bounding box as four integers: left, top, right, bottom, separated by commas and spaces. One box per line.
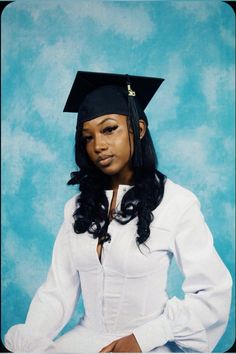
82, 118, 117, 131
98, 118, 117, 126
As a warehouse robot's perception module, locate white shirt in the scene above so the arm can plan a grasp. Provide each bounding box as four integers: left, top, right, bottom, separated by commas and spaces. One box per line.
5, 179, 232, 353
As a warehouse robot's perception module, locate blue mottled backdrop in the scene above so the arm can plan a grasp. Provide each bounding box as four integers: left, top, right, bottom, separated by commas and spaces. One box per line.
1, 0, 235, 352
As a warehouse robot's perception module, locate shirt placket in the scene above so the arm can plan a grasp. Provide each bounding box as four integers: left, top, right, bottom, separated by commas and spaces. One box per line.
98, 185, 131, 332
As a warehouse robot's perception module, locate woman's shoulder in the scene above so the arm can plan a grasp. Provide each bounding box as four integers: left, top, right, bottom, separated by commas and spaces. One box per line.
164, 178, 198, 203
151, 178, 200, 229
63, 193, 80, 220
157, 178, 200, 214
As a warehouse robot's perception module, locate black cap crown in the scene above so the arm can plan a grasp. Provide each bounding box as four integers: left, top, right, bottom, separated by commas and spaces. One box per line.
64, 71, 164, 123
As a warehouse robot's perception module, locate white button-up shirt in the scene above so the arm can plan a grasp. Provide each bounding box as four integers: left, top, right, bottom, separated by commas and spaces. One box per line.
5, 179, 232, 353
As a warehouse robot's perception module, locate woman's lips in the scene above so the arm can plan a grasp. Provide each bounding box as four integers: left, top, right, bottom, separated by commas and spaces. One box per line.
97, 156, 114, 167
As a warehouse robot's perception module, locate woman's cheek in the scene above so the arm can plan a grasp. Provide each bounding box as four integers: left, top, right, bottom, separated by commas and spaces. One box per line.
86, 145, 95, 161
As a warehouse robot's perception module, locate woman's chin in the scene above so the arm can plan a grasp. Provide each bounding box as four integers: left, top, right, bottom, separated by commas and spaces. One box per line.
98, 166, 118, 175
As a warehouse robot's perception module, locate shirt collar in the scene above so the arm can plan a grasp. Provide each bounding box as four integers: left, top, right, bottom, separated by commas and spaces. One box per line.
105, 184, 134, 208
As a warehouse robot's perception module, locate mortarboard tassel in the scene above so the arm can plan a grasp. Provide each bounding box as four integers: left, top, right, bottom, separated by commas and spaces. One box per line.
126, 75, 143, 168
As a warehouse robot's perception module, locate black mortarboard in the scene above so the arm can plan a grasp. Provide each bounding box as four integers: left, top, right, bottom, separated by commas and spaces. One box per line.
64, 71, 164, 167
64, 71, 163, 120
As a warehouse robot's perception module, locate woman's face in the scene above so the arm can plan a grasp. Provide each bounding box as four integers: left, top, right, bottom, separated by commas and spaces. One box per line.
82, 114, 135, 184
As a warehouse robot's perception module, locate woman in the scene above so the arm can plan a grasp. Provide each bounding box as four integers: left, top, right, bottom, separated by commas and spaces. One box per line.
5, 71, 232, 353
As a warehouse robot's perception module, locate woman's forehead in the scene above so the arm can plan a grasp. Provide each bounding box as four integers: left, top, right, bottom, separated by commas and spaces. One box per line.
82, 114, 127, 130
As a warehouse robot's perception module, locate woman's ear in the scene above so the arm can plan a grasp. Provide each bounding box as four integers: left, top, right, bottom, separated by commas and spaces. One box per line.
139, 119, 147, 139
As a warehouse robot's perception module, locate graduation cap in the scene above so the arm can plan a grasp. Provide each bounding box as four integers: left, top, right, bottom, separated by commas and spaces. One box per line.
64, 71, 164, 167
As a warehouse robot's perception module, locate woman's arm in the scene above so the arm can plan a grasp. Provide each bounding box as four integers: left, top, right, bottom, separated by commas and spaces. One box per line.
132, 199, 232, 353
4, 198, 81, 352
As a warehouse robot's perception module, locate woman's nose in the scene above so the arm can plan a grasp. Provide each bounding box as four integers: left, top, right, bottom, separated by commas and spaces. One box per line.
94, 135, 107, 152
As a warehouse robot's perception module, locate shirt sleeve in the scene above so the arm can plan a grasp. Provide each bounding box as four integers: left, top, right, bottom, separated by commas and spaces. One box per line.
4, 199, 81, 353
133, 199, 232, 353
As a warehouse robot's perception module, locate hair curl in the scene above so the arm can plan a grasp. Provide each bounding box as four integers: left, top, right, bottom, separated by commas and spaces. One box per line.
68, 116, 166, 247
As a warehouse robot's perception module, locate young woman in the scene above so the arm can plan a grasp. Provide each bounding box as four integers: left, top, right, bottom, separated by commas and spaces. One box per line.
5, 71, 232, 353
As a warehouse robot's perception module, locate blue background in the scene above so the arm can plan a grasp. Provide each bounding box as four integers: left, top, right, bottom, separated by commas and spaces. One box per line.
1, 0, 235, 352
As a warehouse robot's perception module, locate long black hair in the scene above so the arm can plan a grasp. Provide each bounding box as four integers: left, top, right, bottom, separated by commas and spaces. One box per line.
68, 115, 166, 247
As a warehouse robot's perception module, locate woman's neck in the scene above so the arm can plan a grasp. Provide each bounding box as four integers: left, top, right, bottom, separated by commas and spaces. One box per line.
110, 170, 134, 190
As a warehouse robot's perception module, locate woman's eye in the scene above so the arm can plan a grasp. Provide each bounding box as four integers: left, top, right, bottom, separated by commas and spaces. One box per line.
83, 136, 92, 143
103, 125, 118, 134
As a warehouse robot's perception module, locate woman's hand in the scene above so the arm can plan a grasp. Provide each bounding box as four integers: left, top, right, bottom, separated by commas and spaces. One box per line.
99, 334, 142, 353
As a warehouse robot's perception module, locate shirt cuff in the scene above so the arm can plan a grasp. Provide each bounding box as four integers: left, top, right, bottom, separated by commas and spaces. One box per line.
132, 314, 174, 353
4, 324, 55, 353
